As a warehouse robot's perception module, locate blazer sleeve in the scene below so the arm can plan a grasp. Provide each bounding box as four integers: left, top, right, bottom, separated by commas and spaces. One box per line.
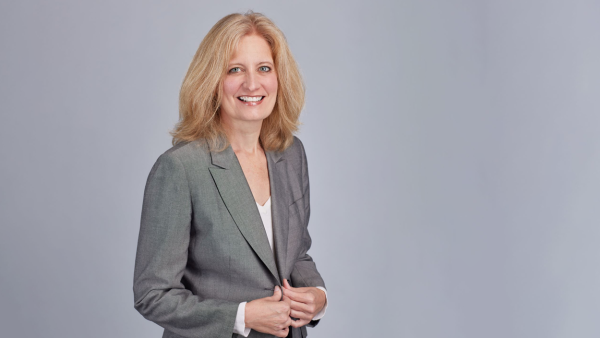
133, 152, 238, 338
289, 139, 327, 327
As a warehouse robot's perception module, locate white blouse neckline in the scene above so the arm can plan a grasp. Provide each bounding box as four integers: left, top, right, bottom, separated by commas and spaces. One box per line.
255, 196, 273, 252
256, 196, 271, 209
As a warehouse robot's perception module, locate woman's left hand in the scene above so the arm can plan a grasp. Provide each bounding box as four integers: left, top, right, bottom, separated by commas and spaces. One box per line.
281, 279, 326, 328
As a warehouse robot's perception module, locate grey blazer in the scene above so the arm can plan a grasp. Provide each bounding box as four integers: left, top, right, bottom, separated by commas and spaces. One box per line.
133, 136, 325, 338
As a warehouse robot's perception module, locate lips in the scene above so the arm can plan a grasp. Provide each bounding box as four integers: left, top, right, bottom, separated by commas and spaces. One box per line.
237, 96, 265, 106
237, 96, 265, 102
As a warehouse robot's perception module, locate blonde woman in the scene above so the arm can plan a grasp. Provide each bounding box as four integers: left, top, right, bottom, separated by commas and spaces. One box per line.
133, 12, 327, 338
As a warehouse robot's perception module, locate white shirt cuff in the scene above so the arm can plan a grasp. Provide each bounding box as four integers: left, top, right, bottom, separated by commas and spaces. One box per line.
312, 286, 328, 321
234, 287, 327, 334
233, 302, 251, 337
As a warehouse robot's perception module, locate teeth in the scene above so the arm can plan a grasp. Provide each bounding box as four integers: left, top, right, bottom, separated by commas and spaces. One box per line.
239, 96, 263, 102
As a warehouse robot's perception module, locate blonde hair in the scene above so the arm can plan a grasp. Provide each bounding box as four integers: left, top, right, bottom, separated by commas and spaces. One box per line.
171, 12, 305, 152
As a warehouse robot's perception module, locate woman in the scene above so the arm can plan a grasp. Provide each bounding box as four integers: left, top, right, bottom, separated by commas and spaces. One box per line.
133, 12, 327, 338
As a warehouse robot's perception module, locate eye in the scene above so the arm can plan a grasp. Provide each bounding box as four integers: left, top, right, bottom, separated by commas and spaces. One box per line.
228, 67, 241, 73
259, 66, 271, 72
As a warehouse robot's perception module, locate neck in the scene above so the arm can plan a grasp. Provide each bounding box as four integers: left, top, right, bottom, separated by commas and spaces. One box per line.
221, 117, 263, 155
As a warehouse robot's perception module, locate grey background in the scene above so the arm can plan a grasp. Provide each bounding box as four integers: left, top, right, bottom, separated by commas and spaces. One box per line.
1, 1, 599, 337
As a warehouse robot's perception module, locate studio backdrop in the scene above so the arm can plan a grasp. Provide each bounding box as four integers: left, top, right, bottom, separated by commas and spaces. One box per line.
1, 1, 599, 337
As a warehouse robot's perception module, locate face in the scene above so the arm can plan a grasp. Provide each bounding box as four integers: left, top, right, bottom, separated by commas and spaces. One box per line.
220, 34, 278, 129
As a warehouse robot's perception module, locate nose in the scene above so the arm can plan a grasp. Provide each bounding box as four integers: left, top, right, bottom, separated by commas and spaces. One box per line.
243, 70, 260, 91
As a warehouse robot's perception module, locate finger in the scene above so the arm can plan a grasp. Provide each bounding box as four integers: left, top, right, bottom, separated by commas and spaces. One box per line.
289, 299, 312, 313
283, 288, 313, 304
281, 294, 292, 306
283, 278, 292, 289
284, 316, 293, 327
275, 326, 289, 338
281, 285, 301, 298
282, 301, 291, 315
290, 308, 313, 321
271, 285, 282, 300
290, 318, 311, 328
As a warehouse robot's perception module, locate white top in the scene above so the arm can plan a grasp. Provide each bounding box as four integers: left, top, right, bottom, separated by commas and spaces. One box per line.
233, 196, 327, 336
256, 196, 274, 251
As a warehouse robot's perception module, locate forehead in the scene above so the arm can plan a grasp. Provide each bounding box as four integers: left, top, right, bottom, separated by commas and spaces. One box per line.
229, 34, 273, 63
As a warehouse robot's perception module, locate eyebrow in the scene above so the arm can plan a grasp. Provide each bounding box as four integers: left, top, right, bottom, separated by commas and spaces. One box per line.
228, 61, 274, 67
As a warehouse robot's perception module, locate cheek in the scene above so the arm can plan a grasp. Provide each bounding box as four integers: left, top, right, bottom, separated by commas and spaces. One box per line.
265, 74, 278, 95
222, 78, 239, 97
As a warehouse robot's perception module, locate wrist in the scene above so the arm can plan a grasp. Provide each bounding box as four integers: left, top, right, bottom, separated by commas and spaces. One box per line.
234, 302, 251, 336
315, 288, 327, 312
244, 301, 254, 328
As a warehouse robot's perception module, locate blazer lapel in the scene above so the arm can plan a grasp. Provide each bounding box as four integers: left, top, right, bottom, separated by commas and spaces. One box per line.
208, 145, 280, 283
267, 150, 290, 283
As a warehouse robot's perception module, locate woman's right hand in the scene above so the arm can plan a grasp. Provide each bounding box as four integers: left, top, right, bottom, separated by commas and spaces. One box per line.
245, 286, 293, 337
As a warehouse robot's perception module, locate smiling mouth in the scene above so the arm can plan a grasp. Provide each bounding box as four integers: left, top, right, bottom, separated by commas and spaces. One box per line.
237, 96, 265, 102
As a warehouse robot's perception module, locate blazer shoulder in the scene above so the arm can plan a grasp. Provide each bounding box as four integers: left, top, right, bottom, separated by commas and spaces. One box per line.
282, 136, 309, 180
291, 135, 305, 150
285, 135, 307, 159
155, 139, 211, 168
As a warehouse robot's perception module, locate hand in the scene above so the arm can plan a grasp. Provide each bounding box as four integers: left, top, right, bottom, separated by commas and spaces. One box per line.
245, 286, 293, 338
282, 279, 326, 328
